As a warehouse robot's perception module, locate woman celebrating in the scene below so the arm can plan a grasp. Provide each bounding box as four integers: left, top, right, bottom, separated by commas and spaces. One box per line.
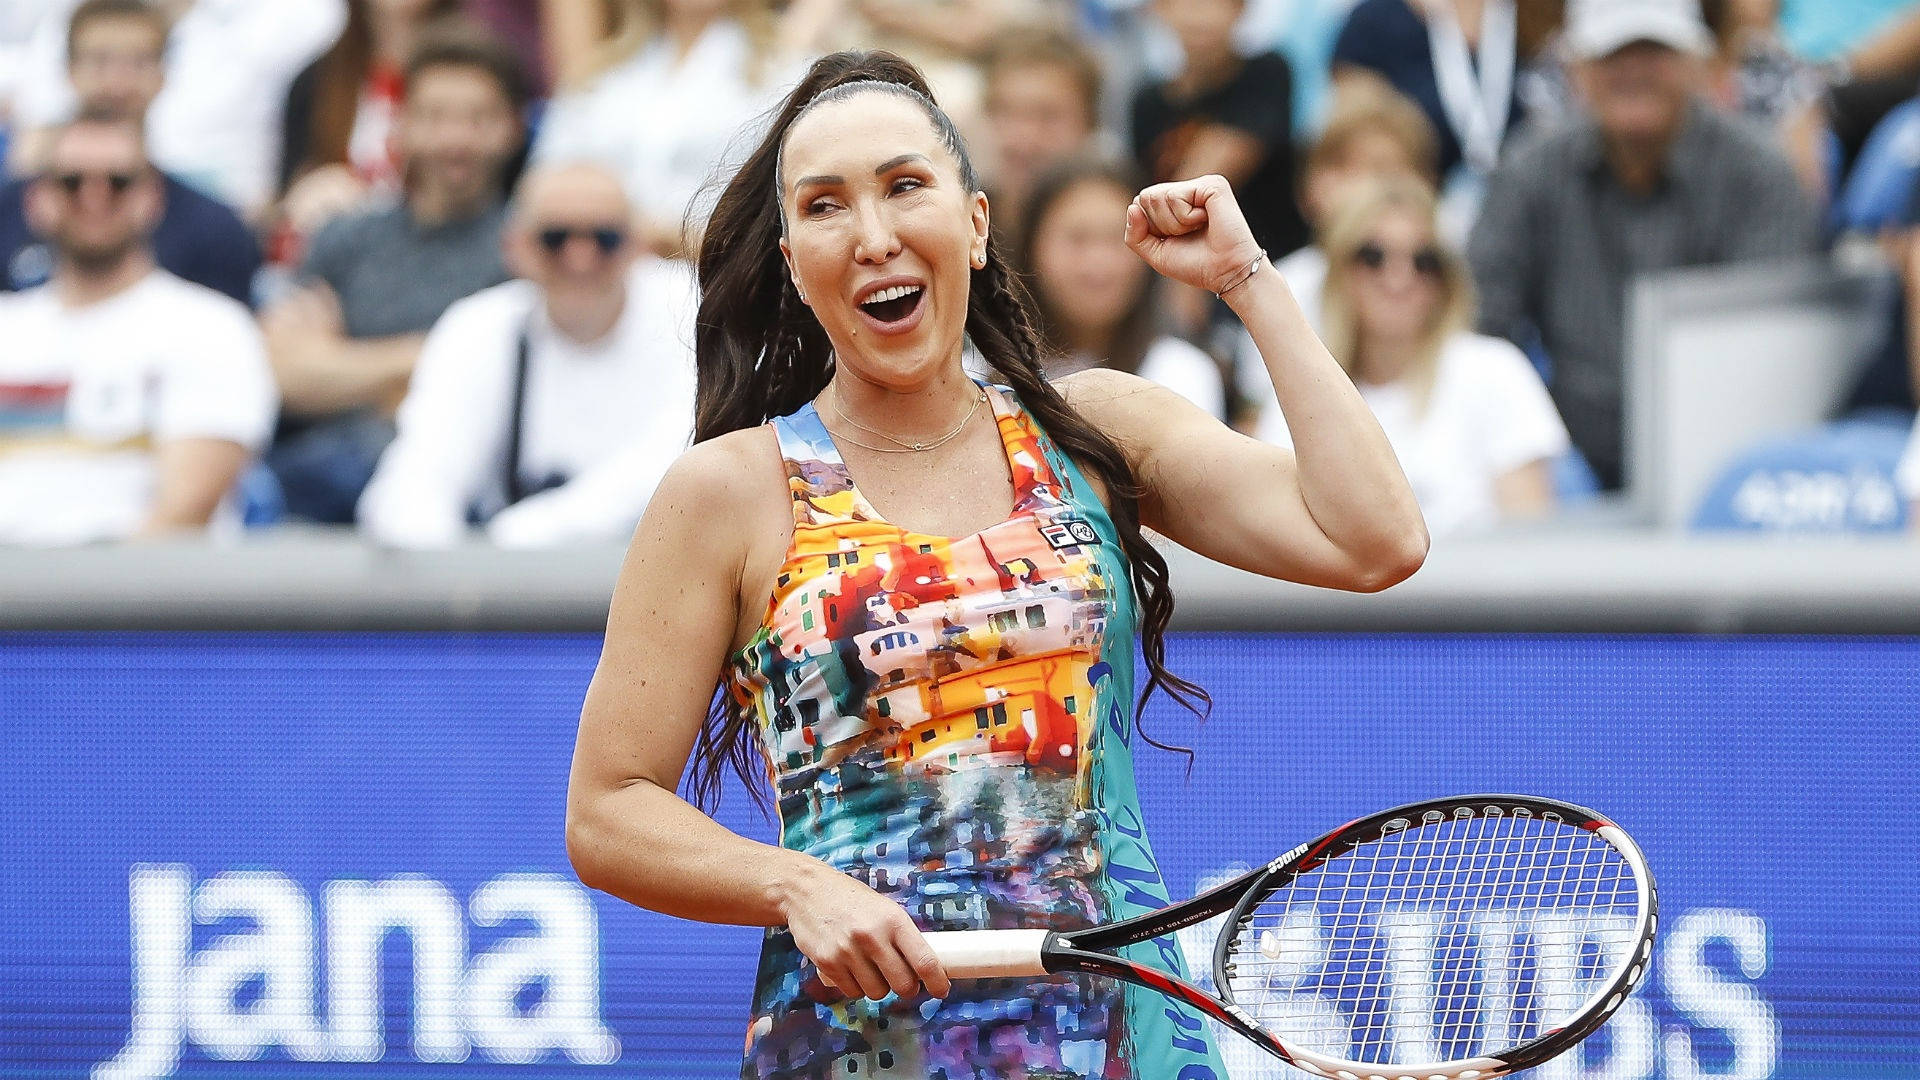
566, 51, 1425, 1079
1014, 157, 1227, 418
1250, 176, 1569, 537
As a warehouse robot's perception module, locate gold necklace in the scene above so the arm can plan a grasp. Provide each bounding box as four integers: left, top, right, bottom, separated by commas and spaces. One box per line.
827, 386, 987, 454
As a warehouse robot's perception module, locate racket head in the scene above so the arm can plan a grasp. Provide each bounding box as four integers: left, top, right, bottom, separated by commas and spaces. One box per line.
1213, 794, 1657, 1080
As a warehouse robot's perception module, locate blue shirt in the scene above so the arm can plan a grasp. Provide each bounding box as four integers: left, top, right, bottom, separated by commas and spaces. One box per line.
0, 172, 261, 307
1781, 0, 1916, 62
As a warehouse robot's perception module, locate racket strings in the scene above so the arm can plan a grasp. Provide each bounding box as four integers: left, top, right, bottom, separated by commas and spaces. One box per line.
1223, 814, 1639, 1067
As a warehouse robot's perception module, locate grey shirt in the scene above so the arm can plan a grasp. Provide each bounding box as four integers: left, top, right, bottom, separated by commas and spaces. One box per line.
1468, 102, 1819, 490
302, 200, 511, 340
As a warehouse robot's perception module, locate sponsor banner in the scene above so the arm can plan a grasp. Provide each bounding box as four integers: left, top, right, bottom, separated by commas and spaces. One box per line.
1, 633, 1915, 1078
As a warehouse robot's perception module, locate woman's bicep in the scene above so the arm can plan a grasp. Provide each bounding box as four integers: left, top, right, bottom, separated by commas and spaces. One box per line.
1063, 370, 1373, 587
570, 449, 759, 803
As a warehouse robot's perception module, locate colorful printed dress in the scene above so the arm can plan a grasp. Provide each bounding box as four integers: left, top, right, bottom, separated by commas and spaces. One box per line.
729, 383, 1227, 1080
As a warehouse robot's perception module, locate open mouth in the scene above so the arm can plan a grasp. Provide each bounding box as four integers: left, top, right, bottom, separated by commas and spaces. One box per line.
857, 284, 924, 326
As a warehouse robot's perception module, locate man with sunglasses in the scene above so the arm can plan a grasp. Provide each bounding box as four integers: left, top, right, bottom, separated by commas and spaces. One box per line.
0, 112, 275, 545
0, 0, 259, 305
355, 162, 697, 549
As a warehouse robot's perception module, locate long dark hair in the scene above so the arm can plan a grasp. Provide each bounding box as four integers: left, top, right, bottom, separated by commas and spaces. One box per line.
1012, 157, 1161, 378
688, 50, 1206, 810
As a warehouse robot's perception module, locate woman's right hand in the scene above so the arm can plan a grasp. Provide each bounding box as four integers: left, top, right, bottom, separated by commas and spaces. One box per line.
779, 858, 951, 1001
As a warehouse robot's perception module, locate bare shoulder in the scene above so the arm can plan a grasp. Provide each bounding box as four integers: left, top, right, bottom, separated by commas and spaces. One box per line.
1054, 366, 1166, 417
655, 426, 785, 505
638, 426, 791, 562
1054, 367, 1198, 463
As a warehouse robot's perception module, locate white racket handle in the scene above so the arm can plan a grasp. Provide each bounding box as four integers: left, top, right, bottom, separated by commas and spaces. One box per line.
922, 929, 1051, 979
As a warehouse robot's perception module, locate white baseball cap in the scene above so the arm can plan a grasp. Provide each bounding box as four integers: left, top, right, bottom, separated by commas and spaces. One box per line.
1564, 0, 1714, 60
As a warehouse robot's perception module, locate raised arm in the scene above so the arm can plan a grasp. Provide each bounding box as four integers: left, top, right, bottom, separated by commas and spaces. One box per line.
566, 431, 949, 1001
1064, 175, 1427, 591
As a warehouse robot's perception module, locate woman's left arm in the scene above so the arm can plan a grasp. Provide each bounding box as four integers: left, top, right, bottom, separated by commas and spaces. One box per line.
1063, 175, 1428, 592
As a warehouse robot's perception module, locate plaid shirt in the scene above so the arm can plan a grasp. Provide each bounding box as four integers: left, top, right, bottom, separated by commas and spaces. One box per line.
1468, 101, 1820, 490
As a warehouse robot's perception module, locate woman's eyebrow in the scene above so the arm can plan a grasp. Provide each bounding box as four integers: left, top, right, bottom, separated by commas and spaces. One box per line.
875, 153, 931, 173
793, 153, 932, 194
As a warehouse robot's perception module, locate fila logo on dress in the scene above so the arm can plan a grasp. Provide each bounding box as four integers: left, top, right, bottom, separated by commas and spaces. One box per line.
1041, 519, 1100, 551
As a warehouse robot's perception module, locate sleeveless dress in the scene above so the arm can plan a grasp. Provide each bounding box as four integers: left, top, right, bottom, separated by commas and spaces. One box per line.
728, 383, 1227, 1080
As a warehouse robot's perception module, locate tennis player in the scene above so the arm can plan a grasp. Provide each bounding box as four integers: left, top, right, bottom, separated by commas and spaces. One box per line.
567, 50, 1426, 1079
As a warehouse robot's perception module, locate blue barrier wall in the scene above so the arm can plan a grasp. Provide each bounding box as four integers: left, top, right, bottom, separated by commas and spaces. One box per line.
2, 632, 1916, 1079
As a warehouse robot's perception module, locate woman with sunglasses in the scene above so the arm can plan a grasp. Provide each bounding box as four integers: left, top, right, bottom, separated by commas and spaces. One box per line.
566, 51, 1426, 1079
1253, 174, 1568, 537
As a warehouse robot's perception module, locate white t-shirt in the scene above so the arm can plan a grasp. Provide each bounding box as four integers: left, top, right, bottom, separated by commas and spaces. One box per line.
357, 259, 700, 549
18, 0, 346, 214
0, 271, 277, 545
1037, 335, 1227, 419
1252, 332, 1569, 537
532, 20, 794, 236
1136, 336, 1227, 419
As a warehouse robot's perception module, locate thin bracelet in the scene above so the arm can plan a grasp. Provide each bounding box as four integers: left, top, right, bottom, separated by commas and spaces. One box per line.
1214, 255, 1264, 300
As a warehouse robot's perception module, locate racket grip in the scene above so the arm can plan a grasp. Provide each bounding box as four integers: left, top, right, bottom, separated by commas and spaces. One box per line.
923, 929, 1050, 979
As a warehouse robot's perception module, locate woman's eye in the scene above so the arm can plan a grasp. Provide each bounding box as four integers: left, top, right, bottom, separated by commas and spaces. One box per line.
891, 177, 924, 195
805, 199, 839, 216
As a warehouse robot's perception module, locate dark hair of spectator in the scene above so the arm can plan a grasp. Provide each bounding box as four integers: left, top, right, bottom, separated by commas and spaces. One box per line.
1307, 82, 1443, 188
690, 49, 1205, 811
1012, 157, 1160, 378
300, 0, 462, 176
403, 21, 533, 113
982, 30, 1103, 128
66, 0, 169, 66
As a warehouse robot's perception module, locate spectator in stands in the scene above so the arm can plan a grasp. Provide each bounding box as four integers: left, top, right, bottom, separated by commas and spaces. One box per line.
1011, 157, 1226, 417
979, 30, 1102, 240
275, 0, 463, 252
0, 0, 258, 303
1782, 0, 1920, 67
1231, 0, 1368, 134
1259, 176, 1568, 537
263, 26, 526, 524
1781, 6, 1920, 203
1700, 0, 1822, 124
1469, 0, 1819, 492
358, 161, 696, 547
1331, 0, 1563, 185
0, 113, 275, 545
531, 0, 833, 257
1230, 81, 1440, 427
1278, 81, 1440, 332
1133, 0, 1304, 263
460, 0, 551, 94
10, 0, 346, 218
805, 0, 1057, 136
1839, 173, 1920, 418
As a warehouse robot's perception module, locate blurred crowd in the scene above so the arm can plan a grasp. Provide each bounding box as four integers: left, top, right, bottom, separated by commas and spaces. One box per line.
2, 0, 1920, 549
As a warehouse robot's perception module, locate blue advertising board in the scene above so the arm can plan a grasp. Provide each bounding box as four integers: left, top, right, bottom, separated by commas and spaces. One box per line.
1, 632, 1916, 1078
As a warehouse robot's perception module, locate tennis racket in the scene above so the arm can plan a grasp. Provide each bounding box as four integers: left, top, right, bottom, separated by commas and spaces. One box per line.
924, 794, 1656, 1080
